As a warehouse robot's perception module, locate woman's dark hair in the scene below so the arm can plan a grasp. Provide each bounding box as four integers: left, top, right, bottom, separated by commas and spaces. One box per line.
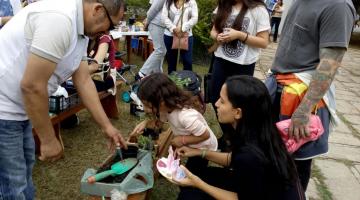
166, 0, 190, 10
214, 0, 266, 33
225, 75, 297, 185
137, 73, 194, 117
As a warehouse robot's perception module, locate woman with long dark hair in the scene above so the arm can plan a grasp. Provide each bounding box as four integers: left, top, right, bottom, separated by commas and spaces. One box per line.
175, 75, 304, 200
209, 0, 270, 107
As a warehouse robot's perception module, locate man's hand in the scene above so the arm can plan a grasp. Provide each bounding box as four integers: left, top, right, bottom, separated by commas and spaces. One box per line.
288, 47, 345, 141
289, 108, 311, 141
38, 137, 63, 162
104, 126, 127, 151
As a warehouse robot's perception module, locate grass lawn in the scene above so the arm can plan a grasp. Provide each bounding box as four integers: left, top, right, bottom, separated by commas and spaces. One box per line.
33, 53, 222, 200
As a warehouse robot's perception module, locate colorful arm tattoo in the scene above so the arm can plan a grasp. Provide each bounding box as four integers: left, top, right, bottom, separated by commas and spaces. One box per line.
292, 47, 346, 125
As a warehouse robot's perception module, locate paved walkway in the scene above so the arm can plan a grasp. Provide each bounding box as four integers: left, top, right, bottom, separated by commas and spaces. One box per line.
254, 34, 360, 200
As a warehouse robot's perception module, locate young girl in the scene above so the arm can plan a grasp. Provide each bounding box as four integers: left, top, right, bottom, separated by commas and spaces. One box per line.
87, 34, 118, 92
175, 75, 304, 200
209, 0, 270, 106
129, 73, 217, 175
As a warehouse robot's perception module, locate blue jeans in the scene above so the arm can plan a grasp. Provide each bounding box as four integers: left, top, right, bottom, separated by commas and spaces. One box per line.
139, 23, 167, 75
0, 120, 35, 200
164, 34, 193, 74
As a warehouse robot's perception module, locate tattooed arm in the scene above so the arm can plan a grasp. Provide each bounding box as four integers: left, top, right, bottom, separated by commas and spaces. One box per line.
289, 47, 346, 140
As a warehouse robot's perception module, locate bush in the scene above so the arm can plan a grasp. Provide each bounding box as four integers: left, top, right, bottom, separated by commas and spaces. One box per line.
193, 0, 217, 47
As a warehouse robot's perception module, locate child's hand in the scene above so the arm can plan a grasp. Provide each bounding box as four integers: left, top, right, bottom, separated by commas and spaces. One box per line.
171, 136, 184, 148
128, 120, 148, 141
176, 146, 200, 158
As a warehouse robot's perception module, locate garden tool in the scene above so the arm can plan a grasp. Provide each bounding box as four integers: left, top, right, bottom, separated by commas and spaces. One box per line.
87, 158, 138, 183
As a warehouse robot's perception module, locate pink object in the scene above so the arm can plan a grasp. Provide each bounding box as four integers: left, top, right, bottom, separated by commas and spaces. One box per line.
276, 115, 324, 153
156, 147, 186, 182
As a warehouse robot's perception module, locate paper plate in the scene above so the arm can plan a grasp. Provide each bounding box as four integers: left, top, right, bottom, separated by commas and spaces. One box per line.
156, 158, 177, 184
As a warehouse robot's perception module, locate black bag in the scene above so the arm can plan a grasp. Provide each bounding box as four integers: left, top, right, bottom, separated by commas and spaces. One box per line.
169, 70, 202, 96
204, 54, 215, 103
169, 70, 205, 113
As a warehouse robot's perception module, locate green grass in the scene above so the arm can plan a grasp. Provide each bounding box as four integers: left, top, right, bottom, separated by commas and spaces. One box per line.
33, 53, 220, 199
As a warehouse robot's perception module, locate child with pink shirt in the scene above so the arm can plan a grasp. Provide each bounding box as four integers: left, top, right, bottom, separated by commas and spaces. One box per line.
129, 73, 217, 176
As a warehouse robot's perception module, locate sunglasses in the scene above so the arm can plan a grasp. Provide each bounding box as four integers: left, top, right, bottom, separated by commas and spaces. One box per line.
99, 2, 115, 30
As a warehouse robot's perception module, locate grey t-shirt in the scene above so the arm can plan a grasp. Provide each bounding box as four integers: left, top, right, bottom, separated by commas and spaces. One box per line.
271, 0, 356, 73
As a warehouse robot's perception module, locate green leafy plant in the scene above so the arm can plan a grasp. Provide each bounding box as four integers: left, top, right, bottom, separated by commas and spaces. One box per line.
138, 135, 153, 150
168, 74, 192, 89
193, 0, 217, 47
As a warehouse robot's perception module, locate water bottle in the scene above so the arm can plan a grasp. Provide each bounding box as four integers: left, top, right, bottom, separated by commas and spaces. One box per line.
110, 189, 127, 200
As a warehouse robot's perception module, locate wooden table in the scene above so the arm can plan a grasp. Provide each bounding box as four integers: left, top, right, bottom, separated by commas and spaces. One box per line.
110, 31, 150, 63
33, 80, 123, 154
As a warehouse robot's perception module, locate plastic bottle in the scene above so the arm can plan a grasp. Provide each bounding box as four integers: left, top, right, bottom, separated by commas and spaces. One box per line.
110, 189, 127, 200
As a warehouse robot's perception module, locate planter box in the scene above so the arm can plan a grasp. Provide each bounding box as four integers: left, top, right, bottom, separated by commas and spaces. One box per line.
80, 149, 153, 197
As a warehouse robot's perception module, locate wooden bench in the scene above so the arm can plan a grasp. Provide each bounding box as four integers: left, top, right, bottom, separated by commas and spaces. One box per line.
33, 80, 123, 154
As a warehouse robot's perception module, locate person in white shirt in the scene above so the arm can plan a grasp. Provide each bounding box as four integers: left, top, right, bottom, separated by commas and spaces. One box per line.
0, 0, 127, 198
136, 0, 167, 80
162, 0, 198, 74
0, 0, 21, 29
209, 0, 270, 151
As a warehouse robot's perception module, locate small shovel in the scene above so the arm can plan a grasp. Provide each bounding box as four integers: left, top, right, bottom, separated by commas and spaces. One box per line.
87, 158, 138, 183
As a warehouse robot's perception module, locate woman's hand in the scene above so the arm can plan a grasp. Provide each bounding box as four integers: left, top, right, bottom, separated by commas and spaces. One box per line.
128, 120, 148, 140
173, 165, 202, 187
176, 146, 201, 158
218, 28, 244, 43
173, 27, 182, 37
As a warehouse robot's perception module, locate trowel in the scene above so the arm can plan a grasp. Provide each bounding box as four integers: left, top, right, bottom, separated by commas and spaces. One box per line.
87, 158, 138, 183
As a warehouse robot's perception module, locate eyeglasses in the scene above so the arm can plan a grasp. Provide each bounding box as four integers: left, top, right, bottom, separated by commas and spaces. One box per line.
99, 2, 115, 30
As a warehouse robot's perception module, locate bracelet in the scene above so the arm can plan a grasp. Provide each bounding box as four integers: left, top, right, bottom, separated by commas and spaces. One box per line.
201, 149, 207, 158
227, 152, 231, 166
182, 135, 186, 145
242, 32, 249, 43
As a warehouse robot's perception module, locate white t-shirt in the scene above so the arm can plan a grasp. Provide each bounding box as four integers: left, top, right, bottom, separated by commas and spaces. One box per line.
165, 108, 218, 151
162, 0, 198, 37
0, 0, 87, 120
213, 6, 270, 65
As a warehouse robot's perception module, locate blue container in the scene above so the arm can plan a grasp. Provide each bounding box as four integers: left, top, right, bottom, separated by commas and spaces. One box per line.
121, 91, 131, 103
131, 38, 139, 49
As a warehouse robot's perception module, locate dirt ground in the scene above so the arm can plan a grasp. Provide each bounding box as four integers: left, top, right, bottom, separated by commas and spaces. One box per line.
32, 61, 220, 200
